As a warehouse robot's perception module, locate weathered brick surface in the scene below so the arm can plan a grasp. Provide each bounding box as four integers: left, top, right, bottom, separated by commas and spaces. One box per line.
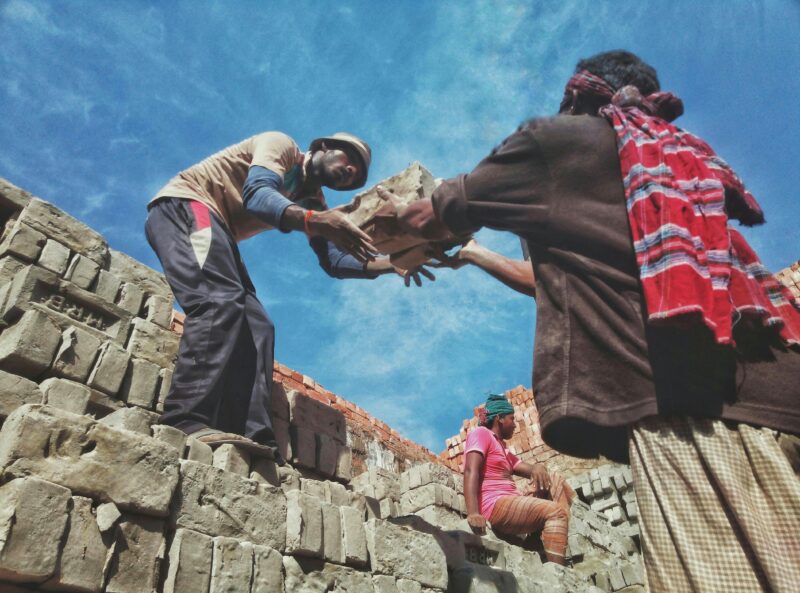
252, 544, 284, 593
170, 460, 287, 551
105, 514, 165, 593
287, 388, 347, 444
286, 490, 323, 558
365, 519, 448, 589
0, 308, 61, 376
45, 496, 110, 592
0, 477, 71, 583
212, 443, 251, 477
209, 536, 253, 593
0, 369, 42, 417
37, 238, 70, 275
51, 324, 102, 382
87, 340, 131, 395
0, 219, 46, 262
120, 356, 160, 408
0, 405, 179, 516
163, 528, 212, 593
39, 377, 91, 415
64, 253, 100, 290
17, 198, 109, 265
126, 317, 179, 368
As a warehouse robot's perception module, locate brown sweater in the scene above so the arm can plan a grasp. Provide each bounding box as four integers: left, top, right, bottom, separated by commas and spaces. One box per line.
433, 114, 800, 461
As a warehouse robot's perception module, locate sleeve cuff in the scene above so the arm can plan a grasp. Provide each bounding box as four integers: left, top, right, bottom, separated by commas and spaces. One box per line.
464, 446, 485, 457
275, 200, 296, 233
431, 174, 479, 237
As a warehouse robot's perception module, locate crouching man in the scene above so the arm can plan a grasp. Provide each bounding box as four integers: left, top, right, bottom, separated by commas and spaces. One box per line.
464, 394, 574, 564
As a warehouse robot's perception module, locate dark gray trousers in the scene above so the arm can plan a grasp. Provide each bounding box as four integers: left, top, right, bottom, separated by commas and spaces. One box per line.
145, 197, 276, 445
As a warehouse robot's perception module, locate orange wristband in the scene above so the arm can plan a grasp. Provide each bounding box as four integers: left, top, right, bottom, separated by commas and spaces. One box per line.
304, 209, 315, 236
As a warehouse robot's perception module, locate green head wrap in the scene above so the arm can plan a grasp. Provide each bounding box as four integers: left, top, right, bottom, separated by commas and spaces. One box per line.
480, 394, 514, 426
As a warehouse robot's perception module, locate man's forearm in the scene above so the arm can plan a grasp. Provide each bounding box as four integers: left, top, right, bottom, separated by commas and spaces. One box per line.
463, 245, 536, 297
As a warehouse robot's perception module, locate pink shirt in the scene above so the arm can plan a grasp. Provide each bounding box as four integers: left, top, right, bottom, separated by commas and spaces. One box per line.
464, 426, 521, 518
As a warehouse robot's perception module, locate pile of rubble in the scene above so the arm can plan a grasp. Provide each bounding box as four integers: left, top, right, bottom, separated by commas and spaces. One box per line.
0, 177, 645, 592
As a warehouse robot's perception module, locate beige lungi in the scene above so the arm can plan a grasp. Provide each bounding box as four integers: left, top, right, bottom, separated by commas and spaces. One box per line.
629, 416, 800, 593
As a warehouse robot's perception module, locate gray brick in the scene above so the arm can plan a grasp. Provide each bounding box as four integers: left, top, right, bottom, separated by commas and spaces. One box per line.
99, 406, 160, 436
120, 357, 160, 408
117, 282, 144, 314
108, 248, 171, 300
250, 457, 280, 486
170, 460, 286, 551
273, 416, 292, 461
212, 443, 251, 477
209, 537, 253, 593
45, 496, 109, 592
291, 424, 316, 469
321, 502, 344, 564
64, 253, 100, 290
143, 294, 172, 328
155, 367, 172, 413
252, 544, 283, 593
39, 377, 91, 415
152, 424, 187, 453
336, 446, 352, 482
365, 519, 448, 589
37, 239, 70, 275
185, 437, 213, 464
0, 219, 46, 262
94, 269, 122, 303
0, 477, 71, 583
0, 369, 42, 418
0, 308, 61, 376
340, 505, 368, 567
316, 432, 338, 477
0, 178, 32, 211
126, 317, 179, 368
163, 528, 212, 593
96, 501, 122, 533
286, 490, 323, 558
287, 389, 346, 444
0, 255, 25, 284
87, 340, 131, 395
105, 514, 165, 593
51, 324, 102, 382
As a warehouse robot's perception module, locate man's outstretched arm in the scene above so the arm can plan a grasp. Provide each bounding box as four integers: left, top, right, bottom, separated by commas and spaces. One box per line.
243, 165, 375, 262
309, 236, 435, 286
440, 239, 536, 297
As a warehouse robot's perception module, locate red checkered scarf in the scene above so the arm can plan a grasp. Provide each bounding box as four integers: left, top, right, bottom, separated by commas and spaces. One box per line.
560, 71, 800, 346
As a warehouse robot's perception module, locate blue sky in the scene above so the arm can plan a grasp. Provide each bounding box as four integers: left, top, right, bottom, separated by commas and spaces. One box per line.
2, 1, 798, 451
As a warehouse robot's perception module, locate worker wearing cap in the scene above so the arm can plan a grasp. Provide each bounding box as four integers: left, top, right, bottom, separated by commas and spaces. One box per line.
146, 131, 423, 457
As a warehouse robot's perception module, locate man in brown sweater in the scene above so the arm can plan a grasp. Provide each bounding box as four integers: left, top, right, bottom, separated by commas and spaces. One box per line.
396, 51, 800, 592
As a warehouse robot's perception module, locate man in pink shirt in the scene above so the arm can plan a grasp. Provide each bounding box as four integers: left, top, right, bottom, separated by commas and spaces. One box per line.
463, 394, 574, 564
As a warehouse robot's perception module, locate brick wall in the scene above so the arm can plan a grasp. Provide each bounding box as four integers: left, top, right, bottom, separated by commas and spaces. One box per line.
776, 260, 800, 300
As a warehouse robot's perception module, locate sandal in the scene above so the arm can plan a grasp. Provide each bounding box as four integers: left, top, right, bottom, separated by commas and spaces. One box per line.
189, 428, 276, 458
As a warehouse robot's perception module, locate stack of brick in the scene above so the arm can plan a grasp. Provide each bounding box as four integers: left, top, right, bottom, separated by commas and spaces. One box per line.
0, 402, 453, 593
397, 462, 466, 531
441, 387, 606, 478
566, 499, 645, 593
776, 260, 800, 300
0, 181, 178, 421
567, 465, 639, 537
